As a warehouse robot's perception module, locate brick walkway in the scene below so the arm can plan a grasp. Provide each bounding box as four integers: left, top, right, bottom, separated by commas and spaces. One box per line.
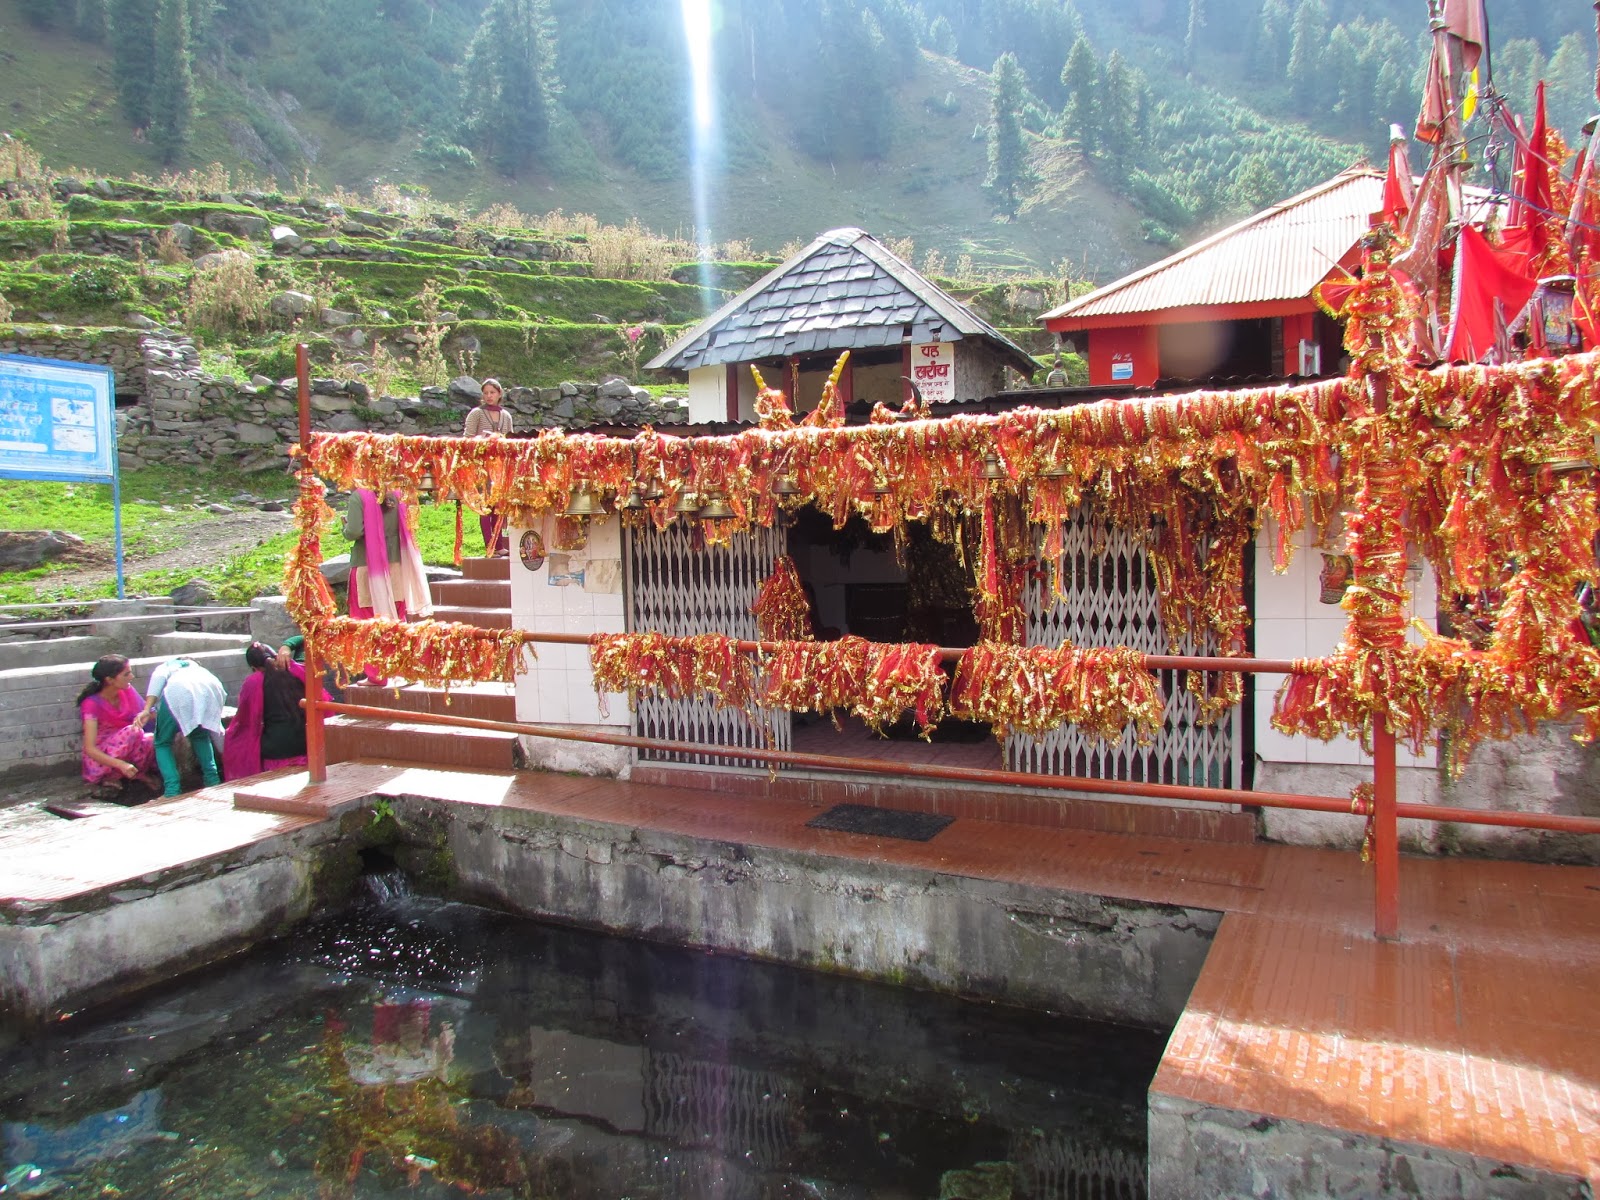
4, 759, 1597, 1187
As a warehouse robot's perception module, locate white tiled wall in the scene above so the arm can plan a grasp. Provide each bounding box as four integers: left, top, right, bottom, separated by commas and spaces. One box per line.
1254, 520, 1437, 769
509, 516, 629, 728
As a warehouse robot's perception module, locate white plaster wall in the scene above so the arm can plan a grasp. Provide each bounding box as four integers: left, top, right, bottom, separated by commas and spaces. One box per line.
685, 365, 730, 424
1252, 520, 1441, 845
508, 517, 629, 770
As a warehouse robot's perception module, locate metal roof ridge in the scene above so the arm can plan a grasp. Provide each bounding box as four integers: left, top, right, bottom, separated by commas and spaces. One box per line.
1038, 165, 1381, 324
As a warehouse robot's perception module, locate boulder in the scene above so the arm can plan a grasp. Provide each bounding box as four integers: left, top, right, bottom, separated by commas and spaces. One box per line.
269, 290, 316, 317
0, 530, 84, 571
249, 595, 300, 647
448, 376, 482, 401
319, 308, 357, 327
270, 225, 303, 252
170, 579, 217, 608
596, 377, 634, 400
203, 211, 269, 239
167, 222, 196, 250
192, 249, 254, 272
319, 553, 352, 586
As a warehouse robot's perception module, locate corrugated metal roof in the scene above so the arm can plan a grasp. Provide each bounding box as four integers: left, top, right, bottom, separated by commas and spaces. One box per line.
1041, 169, 1384, 326
648, 227, 1037, 376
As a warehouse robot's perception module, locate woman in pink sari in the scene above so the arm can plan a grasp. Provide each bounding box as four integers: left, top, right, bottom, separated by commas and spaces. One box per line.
78, 654, 157, 787
342, 489, 432, 621
224, 642, 320, 779
342, 489, 432, 684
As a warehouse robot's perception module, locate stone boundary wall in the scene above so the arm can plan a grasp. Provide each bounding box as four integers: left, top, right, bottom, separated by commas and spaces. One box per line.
3, 637, 252, 781
0, 324, 686, 474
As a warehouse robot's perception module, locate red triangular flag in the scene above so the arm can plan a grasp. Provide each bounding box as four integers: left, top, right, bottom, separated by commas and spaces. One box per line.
1443, 225, 1538, 363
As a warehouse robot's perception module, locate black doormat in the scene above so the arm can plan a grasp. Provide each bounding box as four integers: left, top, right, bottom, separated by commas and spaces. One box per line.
806, 803, 954, 842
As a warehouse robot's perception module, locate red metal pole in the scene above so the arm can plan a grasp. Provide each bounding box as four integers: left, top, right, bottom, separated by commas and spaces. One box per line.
296, 343, 311, 453
294, 341, 326, 784
304, 638, 326, 784
1372, 718, 1400, 940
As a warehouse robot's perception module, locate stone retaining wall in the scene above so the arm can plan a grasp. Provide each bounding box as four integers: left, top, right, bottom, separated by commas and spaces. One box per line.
1, 324, 687, 474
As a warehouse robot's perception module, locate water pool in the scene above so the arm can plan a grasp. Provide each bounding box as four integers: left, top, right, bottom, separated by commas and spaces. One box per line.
0, 887, 1161, 1198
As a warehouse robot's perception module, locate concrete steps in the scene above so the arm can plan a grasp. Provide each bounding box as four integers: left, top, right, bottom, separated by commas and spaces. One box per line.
324, 715, 519, 771
324, 559, 519, 771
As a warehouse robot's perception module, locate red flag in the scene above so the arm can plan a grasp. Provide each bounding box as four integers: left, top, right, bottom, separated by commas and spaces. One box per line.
1416, 0, 1488, 144
1443, 225, 1538, 363
1442, 0, 1487, 70
1380, 127, 1415, 226
1521, 83, 1552, 234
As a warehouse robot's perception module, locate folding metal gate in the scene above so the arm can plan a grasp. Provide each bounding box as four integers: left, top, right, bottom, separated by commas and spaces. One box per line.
625, 522, 791, 766
1006, 507, 1242, 789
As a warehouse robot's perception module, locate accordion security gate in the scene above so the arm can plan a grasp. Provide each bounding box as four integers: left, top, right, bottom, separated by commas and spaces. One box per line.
1007, 508, 1243, 793
624, 521, 791, 767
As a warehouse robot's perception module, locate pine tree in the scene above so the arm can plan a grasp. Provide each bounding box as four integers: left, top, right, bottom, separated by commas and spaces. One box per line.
1494, 40, 1546, 126
18, 0, 57, 29
929, 14, 957, 57
108, 0, 159, 129
150, 0, 194, 163
1545, 34, 1596, 147
985, 51, 1029, 219
1100, 50, 1134, 178
1286, 0, 1327, 116
462, 0, 560, 175
1059, 34, 1099, 154
1183, 0, 1205, 72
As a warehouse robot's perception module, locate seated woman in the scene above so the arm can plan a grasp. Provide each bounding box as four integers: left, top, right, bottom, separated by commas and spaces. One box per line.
224, 641, 317, 778
142, 657, 226, 797
78, 654, 157, 791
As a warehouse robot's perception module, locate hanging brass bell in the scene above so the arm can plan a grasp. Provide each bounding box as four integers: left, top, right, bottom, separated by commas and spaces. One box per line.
698, 491, 735, 520
981, 452, 1007, 480
673, 490, 702, 514
772, 473, 802, 496
562, 485, 606, 518
418, 470, 436, 494
618, 485, 646, 510
1039, 461, 1070, 478
869, 475, 894, 496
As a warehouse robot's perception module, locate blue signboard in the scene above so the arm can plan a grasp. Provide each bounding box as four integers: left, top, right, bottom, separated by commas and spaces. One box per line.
0, 352, 116, 483
0, 352, 125, 595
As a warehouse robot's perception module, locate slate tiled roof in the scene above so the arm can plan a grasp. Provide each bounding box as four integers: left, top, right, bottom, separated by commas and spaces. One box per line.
1040, 169, 1383, 327
647, 227, 1036, 376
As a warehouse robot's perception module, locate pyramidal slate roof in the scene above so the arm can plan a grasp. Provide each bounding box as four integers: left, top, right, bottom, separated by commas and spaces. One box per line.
647, 227, 1037, 376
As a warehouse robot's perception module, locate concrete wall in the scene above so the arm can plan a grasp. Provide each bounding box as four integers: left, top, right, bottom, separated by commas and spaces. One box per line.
1, 636, 251, 781
1149, 1096, 1591, 1200
0, 819, 345, 1025
435, 795, 1218, 1029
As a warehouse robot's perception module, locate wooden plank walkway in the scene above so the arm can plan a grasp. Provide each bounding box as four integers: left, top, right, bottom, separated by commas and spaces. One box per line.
3, 759, 1596, 1187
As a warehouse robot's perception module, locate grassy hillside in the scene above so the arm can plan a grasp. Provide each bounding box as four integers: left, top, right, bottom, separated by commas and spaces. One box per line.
0, 0, 1153, 280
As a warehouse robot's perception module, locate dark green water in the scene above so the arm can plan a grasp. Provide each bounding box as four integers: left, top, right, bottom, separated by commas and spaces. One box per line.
0, 886, 1159, 1199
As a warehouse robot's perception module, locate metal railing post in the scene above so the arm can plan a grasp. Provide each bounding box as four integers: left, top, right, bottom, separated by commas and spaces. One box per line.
1372, 718, 1400, 939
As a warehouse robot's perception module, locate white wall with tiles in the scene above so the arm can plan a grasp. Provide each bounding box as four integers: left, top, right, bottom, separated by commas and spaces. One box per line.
508, 515, 629, 730
1253, 520, 1437, 770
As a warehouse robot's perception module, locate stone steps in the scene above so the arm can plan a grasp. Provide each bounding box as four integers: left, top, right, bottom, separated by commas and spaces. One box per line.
324, 715, 519, 772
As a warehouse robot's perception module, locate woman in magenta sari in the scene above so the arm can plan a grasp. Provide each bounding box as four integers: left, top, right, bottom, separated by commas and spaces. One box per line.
224, 642, 321, 779
78, 654, 157, 787
342, 489, 432, 685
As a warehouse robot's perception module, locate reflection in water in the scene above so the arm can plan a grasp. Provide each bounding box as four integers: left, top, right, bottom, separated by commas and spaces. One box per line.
0, 897, 1157, 1198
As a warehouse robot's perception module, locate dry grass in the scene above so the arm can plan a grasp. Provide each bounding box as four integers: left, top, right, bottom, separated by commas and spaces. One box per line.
478, 202, 534, 232
152, 227, 188, 265
153, 163, 260, 200
0, 135, 50, 183
583, 219, 679, 281
412, 280, 449, 387
7, 191, 58, 220
0, 291, 13, 323
186, 252, 276, 336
